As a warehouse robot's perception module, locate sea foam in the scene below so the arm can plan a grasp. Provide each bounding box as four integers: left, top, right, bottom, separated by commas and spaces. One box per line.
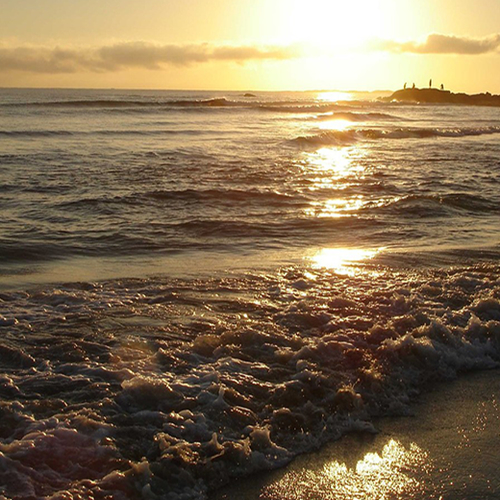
0, 264, 499, 498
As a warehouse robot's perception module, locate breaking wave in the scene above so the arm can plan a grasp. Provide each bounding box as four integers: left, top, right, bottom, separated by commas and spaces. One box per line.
292, 125, 500, 146
0, 264, 499, 499
6, 97, 235, 108
2, 98, 386, 116
315, 111, 402, 121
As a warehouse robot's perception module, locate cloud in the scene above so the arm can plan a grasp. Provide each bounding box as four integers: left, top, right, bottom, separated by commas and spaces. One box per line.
3, 34, 496, 75
372, 33, 500, 55
0, 41, 303, 74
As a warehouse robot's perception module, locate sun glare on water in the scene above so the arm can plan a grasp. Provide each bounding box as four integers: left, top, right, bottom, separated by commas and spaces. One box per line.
318, 118, 352, 131
311, 247, 382, 275
263, 439, 431, 500
317, 91, 353, 102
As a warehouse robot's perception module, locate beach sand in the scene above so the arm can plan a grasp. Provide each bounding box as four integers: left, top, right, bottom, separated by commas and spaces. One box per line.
212, 369, 500, 500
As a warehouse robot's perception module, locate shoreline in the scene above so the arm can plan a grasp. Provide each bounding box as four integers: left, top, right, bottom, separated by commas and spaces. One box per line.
212, 369, 500, 500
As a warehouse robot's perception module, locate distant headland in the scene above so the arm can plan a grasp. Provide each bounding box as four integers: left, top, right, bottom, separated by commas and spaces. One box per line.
384, 88, 500, 106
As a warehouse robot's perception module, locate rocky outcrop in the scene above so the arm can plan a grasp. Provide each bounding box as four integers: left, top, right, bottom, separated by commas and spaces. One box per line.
385, 88, 500, 106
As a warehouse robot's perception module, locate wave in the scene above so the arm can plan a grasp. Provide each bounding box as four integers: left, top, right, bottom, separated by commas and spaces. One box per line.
160, 97, 234, 107
2, 97, 379, 114
5, 97, 236, 108
292, 125, 500, 146
176, 216, 374, 239
256, 103, 372, 114
0, 129, 210, 138
145, 188, 299, 204
0, 235, 163, 263
59, 188, 303, 209
292, 129, 360, 146
438, 193, 500, 212
315, 111, 402, 121
0, 215, 374, 265
0, 130, 74, 137
375, 193, 500, 215
92, 129, 209, 136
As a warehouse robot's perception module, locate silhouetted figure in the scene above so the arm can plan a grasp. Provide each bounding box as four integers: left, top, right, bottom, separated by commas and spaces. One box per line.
429, 79, 432, 88
440, 84, 444, 90
412, 83, 415, 89
404, 82, 407, 89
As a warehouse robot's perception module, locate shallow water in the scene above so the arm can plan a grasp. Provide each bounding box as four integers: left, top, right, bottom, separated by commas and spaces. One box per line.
213, 370, 500, 500
0, 89, 499, 499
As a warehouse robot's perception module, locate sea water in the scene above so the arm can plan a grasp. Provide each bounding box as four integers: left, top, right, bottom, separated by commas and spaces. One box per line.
0, 88, 499, 499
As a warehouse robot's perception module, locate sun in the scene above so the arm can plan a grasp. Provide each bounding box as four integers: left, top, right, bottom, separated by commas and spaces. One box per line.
274, 0, 391, 51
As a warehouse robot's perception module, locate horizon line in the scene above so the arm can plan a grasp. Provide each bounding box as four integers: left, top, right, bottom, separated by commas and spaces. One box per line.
0, 86, 395, 93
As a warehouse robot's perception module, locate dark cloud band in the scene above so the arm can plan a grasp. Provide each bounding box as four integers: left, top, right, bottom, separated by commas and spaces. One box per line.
1, 34, 498, 74
0, 41, 303, 74
372, 33, 500, 55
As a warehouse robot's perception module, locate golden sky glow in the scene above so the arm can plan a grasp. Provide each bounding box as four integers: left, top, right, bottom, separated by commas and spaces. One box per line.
1, 0, 499, 91
267, 0, 393, 48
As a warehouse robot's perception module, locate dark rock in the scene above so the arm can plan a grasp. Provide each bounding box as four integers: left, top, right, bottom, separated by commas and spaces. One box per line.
384, 88, 500, 106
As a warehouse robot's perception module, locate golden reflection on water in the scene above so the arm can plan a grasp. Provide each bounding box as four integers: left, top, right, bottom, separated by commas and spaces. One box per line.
311, 247, 381, 275
318, 118, 352, 131
302, 146, 372, 218
305, 196, 365, 218
263, 439, 430, 500
303, 147, 364, 179
317, 91, 353, 102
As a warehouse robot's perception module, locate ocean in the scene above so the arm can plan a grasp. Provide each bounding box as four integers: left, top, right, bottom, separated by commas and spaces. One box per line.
0, 88, 499, 499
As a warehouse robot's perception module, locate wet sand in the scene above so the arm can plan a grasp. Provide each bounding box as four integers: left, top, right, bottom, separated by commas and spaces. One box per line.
212, 369, 500, 500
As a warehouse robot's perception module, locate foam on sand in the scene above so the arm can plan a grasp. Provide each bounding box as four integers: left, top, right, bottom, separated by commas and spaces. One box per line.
1, 264, 499, 499
212, 369, 500, 499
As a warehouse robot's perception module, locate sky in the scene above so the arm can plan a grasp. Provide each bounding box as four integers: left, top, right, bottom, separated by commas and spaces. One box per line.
1, 0, 499, 92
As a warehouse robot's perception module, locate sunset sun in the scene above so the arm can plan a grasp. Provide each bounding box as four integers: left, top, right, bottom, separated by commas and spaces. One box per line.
276, 0, 390, 50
